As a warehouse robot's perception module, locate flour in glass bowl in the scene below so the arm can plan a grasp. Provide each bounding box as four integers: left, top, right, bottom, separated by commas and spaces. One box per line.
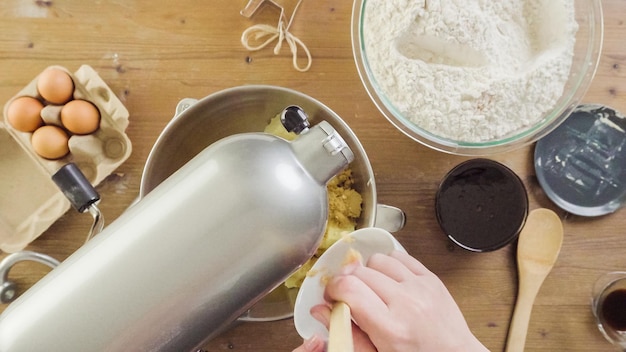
361, 0, 579, 142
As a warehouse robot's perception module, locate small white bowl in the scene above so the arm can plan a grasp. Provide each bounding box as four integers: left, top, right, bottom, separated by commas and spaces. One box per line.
293, 227, 406, 340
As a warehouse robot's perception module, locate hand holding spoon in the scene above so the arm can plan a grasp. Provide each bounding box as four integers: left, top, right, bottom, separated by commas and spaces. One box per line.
505, 208, 563, 352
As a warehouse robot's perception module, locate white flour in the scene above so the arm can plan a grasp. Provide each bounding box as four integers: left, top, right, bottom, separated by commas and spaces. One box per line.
362, 0, 578, 142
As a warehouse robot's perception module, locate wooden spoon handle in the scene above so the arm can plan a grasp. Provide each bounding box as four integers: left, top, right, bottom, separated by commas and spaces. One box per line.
328, 301, 353, 352
505, 281, 542, 352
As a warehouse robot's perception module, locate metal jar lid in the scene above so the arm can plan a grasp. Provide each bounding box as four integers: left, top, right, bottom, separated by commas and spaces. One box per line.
534, 104, 626, 217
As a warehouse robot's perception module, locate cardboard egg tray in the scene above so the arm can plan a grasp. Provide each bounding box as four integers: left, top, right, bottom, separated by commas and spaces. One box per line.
0, 65, 132, 253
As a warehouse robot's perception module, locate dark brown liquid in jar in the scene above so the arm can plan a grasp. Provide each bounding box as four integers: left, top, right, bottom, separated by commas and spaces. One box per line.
435, 159, 528, 252
602, 289, 626, 332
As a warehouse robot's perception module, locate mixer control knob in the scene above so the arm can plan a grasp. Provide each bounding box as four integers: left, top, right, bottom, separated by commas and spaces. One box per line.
280, 105, 310, 135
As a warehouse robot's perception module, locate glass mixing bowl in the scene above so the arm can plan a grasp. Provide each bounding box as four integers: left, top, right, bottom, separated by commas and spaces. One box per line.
351, 0, 604, 155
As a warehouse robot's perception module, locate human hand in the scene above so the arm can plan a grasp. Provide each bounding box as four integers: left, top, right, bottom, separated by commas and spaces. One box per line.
291, 335, 325, 352
295, 250, 489, 352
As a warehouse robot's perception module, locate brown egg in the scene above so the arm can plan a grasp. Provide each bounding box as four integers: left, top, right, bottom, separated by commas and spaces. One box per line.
31, 125, 70, 160
6, 96, 44, 132
61, 99, 101, 135
37, 67, 74, 104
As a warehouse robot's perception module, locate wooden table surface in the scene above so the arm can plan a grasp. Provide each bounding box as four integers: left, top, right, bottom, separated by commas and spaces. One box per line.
1, 1, 625, 351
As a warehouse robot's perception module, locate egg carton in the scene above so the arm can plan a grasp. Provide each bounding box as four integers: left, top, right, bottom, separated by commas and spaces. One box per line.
0, 65, 132, 253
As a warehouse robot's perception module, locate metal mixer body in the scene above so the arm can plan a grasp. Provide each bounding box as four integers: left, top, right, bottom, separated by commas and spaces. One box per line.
0, 118, 353, 351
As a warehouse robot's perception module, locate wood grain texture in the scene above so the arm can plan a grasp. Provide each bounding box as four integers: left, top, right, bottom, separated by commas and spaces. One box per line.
0, 1, 625, 351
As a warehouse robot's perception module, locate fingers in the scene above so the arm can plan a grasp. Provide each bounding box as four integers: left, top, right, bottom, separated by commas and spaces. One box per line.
389, 250, 434, 277
313, 250, 487, 352
291, 335, 325, 352
345, 265, 403, 306
352, 325, 379, 352
309, 304, 377, 352
324, 272, 389, 330
365, 251, 418, 282
320, 251, 434, 340
331, 251, 431, 306
353, 250, 434, 284
310, 304, 331, 328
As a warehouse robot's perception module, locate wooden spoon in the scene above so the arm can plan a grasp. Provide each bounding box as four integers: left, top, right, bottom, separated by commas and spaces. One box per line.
328, 301, 354, 352
505, 208, 563, 352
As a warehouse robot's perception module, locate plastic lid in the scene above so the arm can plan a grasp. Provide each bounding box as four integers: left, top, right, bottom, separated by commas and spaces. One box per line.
435, 158, 528, 252
535, 104, 626, 216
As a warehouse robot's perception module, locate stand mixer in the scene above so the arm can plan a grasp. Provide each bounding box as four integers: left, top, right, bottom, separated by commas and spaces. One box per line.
0, 106, 353, 351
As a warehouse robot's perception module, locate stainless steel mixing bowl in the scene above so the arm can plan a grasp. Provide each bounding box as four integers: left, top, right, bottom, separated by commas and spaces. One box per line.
139, 85, 405, 321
